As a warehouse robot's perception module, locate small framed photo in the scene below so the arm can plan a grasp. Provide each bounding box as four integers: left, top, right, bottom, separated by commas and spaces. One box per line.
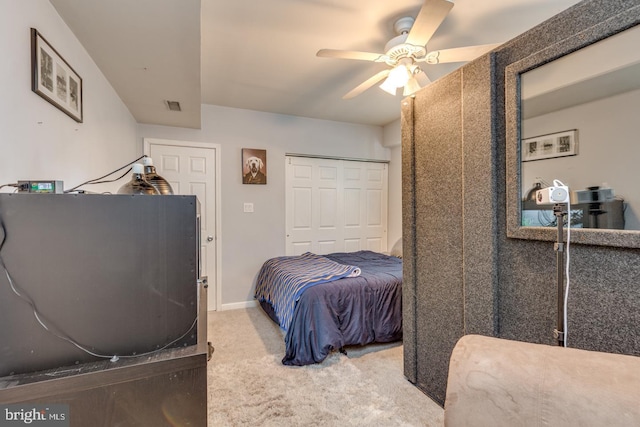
31, 28, 83, 123
242, 148, 267, 184
522, 129, 578, 162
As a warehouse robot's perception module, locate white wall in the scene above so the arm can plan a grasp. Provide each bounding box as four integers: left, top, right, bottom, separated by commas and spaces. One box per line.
388, 145, 403, 250
0, 0, 138, 193
1, 1, 404, 309
382, 119, 401, 148
522, 88, 640, 230
138, 104, 391, 307
383, 119, 403, 251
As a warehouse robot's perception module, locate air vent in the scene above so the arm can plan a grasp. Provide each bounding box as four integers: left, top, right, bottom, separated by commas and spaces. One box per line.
165, 100, 181, 112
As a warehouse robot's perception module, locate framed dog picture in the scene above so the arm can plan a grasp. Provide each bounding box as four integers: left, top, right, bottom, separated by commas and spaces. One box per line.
242, 148, 267, 185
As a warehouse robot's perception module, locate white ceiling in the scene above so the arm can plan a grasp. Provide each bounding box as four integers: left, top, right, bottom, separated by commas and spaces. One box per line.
51, 0, 583, 129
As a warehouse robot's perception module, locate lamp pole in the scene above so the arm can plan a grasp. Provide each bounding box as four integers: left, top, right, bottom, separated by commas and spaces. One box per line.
553, 203, 566, 347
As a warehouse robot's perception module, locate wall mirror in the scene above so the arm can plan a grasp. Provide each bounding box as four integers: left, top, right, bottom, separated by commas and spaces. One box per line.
506, 16, 640, 248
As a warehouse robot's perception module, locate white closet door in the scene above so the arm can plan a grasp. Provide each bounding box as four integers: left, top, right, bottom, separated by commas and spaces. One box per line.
343, 160, 388, 253
285, 156, 388, 256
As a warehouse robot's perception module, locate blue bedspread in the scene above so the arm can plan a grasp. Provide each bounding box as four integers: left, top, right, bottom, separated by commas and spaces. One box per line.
254, 252, 361, 332
255, 250, 403, 366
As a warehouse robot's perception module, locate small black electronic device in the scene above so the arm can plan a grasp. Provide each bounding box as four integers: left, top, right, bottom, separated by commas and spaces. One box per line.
17, 180, 64, 193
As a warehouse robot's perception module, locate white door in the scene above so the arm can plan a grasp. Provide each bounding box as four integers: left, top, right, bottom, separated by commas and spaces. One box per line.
285, 156, 388, 256
144, 138, 221, 311
343, 160, 388, 252
286, 157, 342, 255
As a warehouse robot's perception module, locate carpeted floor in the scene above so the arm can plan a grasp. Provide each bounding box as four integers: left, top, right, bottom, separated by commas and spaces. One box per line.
207, 307, 444, 426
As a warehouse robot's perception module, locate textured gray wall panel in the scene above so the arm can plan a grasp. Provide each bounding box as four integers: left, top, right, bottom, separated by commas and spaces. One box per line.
401, 99, 418, 384
403, 0, 640, 407
461, 54, 498, 336
412, 70, 465, 405
498, 1, 640, 348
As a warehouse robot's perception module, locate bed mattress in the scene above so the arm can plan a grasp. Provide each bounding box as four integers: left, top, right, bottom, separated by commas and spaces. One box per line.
255, 250, 402, 365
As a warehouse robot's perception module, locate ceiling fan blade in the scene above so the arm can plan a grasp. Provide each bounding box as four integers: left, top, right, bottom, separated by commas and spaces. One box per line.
317, 49, 385, 62
343, 69, 390, 99
405, 0, 454, 47
426, 43, 502, 64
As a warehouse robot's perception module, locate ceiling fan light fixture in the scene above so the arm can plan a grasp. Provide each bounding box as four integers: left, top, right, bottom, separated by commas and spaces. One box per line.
388, 64, 410, 87
379, 77, 398, 95
380, 64, 412, 96
403, 76, 422, 97
320, 0, 491, 99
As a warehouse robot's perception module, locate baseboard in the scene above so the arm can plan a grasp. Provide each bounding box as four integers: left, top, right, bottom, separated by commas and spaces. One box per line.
219, 300, 258, 311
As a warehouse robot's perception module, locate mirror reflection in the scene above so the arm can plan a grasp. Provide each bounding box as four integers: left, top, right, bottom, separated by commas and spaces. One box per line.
520, 25, 640, 230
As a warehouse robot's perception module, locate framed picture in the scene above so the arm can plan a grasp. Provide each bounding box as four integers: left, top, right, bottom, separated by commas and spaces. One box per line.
522, 129, 578, 162
31, 28, 83, 123
242, 149, 267, 184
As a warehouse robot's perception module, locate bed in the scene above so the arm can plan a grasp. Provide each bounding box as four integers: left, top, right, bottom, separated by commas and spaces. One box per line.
254, 250, 402, 366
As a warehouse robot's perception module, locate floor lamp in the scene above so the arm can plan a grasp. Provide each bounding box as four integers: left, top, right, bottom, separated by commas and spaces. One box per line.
552, 203, 567, 347
536, 179, 570, 347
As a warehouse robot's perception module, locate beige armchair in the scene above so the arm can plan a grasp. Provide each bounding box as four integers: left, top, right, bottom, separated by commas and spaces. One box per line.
445, 335, 640, 427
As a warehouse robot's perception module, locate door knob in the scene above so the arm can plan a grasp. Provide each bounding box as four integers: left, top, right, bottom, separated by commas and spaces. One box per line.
207, 236, 214, 242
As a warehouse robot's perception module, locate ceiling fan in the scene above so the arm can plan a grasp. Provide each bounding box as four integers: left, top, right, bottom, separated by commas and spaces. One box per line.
317, 0, 501, 99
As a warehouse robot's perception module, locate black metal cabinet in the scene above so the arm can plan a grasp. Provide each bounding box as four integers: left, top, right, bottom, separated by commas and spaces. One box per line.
0, 194, 207, 426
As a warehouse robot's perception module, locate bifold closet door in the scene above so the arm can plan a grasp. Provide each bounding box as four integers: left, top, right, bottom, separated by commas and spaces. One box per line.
285, 156, 388, 256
